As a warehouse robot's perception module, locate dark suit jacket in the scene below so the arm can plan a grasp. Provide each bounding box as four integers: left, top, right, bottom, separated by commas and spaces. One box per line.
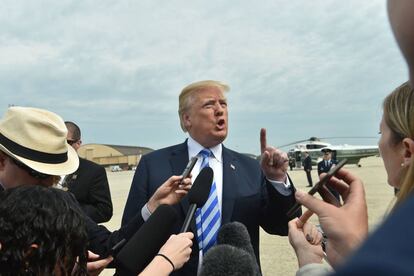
317, 159, 337, 175
303, 156, 312, 171
335, 195, 414, 275
121, 141, 300, 276
66, 158, 113, 223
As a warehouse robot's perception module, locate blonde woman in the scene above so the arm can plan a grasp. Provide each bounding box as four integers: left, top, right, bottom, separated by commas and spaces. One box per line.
289, 82, 414, 275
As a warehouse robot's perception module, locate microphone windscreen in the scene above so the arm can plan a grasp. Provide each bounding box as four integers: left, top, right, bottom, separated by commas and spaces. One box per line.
199, 244, 260, 276
188, 167, 213, 207
217, 221, 255, 258
115, 204, 178, 274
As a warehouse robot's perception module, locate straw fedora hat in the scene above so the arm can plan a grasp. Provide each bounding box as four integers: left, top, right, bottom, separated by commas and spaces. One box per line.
0, 106, 79, 176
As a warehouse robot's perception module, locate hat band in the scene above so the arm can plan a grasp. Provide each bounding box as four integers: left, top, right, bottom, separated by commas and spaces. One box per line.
0, 133, 68, 164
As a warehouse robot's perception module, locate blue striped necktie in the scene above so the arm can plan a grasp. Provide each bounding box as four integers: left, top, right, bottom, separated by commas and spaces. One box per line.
195, 149, 221, 254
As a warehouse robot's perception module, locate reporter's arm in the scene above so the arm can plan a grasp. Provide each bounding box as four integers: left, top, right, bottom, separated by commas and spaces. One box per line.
138, 232, 194, 276
294, 169, 368, 267
288, 219, 324, 268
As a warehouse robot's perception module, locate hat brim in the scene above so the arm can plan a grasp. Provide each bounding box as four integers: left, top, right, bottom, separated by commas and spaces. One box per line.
0, 143, 79, 176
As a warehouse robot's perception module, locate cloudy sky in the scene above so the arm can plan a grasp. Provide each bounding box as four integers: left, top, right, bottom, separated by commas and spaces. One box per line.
0, 0, 409, 154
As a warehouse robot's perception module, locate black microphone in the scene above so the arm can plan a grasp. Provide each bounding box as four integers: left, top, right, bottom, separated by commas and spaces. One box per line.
199, 244, 260, 276
217, 222, 255, 258
217, 221, 260, 273
115, 204, 178, 274
180, 167, 213, 233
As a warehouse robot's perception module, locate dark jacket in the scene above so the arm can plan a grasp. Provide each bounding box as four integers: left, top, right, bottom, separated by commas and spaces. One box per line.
317, 159, 338, 175
303, 155, 312, 171
336, 195, 414, 275
65, 158, 113, 223
121, 141, 300, 276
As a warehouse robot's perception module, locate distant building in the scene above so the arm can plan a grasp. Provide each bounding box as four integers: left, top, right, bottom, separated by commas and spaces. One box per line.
78, 144, 154, 170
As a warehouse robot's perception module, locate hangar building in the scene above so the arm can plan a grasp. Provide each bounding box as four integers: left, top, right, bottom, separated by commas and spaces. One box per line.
78, 144, 153, 170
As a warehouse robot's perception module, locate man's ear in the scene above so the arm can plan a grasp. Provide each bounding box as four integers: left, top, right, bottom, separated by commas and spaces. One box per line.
182, 113, 192, 130
402, 138, 414, 166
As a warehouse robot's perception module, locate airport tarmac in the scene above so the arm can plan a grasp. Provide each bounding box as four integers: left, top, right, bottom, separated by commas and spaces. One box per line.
101, 156, 393, 275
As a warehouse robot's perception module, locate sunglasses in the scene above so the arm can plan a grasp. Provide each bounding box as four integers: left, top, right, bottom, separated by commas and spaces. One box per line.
10, 157, 51, 179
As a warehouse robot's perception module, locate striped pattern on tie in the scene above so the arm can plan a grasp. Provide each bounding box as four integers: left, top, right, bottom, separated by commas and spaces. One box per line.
195, 149, 221, 254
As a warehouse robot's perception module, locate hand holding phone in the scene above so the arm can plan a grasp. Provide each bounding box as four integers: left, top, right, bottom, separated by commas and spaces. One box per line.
287, 159, 348, 218
181, 157, 197, 182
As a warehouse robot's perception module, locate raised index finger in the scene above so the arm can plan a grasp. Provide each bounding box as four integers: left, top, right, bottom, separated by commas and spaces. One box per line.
260, 128, 267, 154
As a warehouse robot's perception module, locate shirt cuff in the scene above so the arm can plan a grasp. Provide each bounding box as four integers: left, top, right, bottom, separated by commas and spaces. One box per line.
295, 263, 332, 276
267, 175, 292, 196
141, 203, 152, 221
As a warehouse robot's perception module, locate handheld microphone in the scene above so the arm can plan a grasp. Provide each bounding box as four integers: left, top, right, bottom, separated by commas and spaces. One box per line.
199, 244, 260, 276
217, 221, 256, 259
115, 204, 178, 274
217, 221, 260, 273
180, 167, 213, 233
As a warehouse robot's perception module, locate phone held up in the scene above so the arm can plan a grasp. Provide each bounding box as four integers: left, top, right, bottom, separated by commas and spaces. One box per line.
286, 158, 348, 218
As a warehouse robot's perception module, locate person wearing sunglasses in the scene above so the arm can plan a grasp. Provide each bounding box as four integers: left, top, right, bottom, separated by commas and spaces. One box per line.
0, 106, 194, 275
59, 121, 113, 224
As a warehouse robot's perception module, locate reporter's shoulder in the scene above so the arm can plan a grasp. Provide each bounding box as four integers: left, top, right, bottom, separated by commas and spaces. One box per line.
80, 157, 104, 170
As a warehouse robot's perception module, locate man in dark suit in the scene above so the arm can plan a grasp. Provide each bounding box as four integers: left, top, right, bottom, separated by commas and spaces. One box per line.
121, 80, 300, 275
64, 121, 113, 223
302, 152, 313, 187
317, 149, 340, 201
317, 149, 335, 175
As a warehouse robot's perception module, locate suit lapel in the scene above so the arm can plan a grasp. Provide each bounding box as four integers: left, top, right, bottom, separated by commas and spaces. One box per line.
221, 146, 237, 224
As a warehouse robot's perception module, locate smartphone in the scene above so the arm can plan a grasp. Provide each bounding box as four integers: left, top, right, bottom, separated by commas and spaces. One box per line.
286, 158, 348, 218
181, 156, 198, 181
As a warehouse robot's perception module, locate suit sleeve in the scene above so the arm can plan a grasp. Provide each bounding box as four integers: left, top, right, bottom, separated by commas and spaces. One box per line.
260, 174, 301, 235
121, 156, 150, 226
79, 165, 113, 223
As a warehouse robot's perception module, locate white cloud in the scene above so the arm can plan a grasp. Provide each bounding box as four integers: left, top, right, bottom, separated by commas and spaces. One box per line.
0, 0, 408, 152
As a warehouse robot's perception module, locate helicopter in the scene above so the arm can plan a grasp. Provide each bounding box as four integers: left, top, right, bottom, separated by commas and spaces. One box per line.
281, 137, 379, 168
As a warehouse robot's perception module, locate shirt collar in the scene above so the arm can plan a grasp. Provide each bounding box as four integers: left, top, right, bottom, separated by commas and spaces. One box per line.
187, 136, 223, 163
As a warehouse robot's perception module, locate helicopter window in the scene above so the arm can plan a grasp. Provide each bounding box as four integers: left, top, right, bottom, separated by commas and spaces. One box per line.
306, 144, 326, 149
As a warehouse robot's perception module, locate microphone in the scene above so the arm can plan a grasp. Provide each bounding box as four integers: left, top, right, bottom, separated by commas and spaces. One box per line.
115, 204, 178, 274
217, 221, 260, 273
199, 244, 260, 276
180, 167, 213, 233
217, 221, 255, 259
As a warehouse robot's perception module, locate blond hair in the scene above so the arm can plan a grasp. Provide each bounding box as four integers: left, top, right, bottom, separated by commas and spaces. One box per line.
383, 81, 414, 207
178, 80, 230, 132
